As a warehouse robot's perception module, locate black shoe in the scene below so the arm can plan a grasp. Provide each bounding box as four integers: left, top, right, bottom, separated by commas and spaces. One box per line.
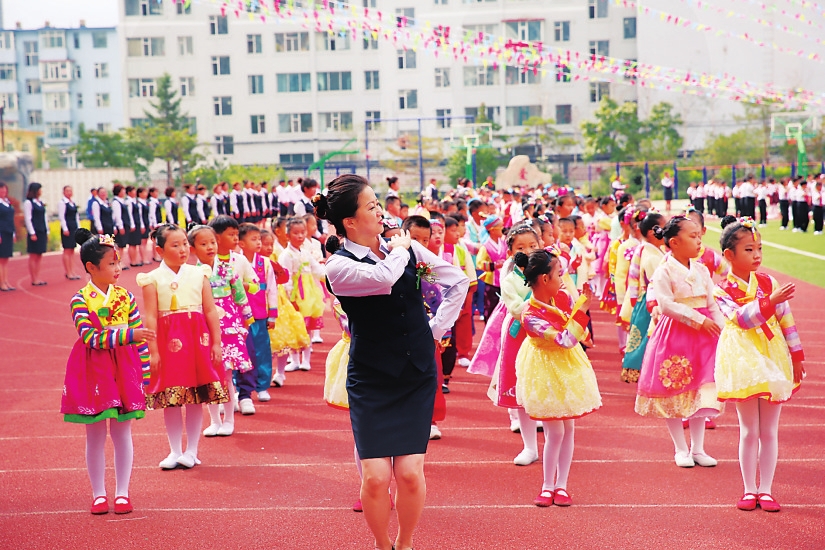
441, 384, 450, 394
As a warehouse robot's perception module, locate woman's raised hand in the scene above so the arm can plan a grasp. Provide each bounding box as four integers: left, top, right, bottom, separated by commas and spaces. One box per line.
388, 229, 412, 250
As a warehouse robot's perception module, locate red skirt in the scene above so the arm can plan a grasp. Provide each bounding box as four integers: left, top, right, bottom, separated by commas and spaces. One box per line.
145, 310, 228, 409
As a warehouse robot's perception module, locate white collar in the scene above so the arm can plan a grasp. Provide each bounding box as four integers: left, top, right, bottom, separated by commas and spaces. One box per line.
342, 238, 391, 260
0, 197, 9, 205
62, 197, 74, 204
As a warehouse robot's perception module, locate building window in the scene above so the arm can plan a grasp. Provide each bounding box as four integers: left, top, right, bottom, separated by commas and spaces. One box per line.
278, 113, 313, 133
75, 64, 82, 79
137, 0, 162, 15
588, 0, 608, 19
251, 115, 266, 134
363, 0, 377, 7
215, 135, 234, 155
275, 32, 309, 52
28, 110, 43, 126
506, 105, 541, 126
435, 0, 448, 4
44, 92, 70, 110
624, 17, 637, 39
40, 62, 71, 81
366, 111, 381, 130
463, 66, 498, 86
363, 37, 378, 50
73, 33, 80, 49
46, 121, 72, 140
26, 79, 41, 94
556, 64, 571, 83
128, 37, 165, 57
0, 93, 17, 110
92, 32, 107, 48
176, 1, 191, 14
96, 93, 111, 108
317, 71, 352, 91
40, 30, 65, 49
395, 7, 415, 26
280, 153, 314, 164
365, 70, 380, 90
180, 77, 195, 96
504, 21, 542, 42
248, 75, 264, 94
94, 63, 109, 78
589, 40, 609, 57
397, 49, 416, 69
398, 89, 418, 110
130, 118, 149, 128
434, 68, 450, 88
0, 32, 12, 49
77, 93, 83, 108
24, 42, 38, 66
590, 82, 610, 102
319, 112, 353, 132
213, 96, 232, 116
247, 34, 262, 53
464, 23, 498, 37
554, 21, 570, 42
211, 56, 230, 75
556, 105, 572, 125
317, 32, 350, 51
436, 109, 452, 129
209, 15, 228, 35
140, 78, 156, 97
276, 73, 311, 93
0, 64, 15, 81
465, 106, 500, 124
506, 66, 540, 85
97, 123, 112, 133
178, 36, 193, 55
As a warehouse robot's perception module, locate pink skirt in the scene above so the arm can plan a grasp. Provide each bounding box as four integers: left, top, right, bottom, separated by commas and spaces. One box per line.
467, 300, 507, 377
214, 294, 253, 373
145, 310, 228, 409
494, 313, 527, 409
62, 341, 146, 423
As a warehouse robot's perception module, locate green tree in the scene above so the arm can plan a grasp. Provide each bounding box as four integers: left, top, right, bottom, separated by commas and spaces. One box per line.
73, 125, 136, 168
736, 102, 783, 165
446, 147, 503, 185
639, 102, 684, 160
381, 135, 446, 173
698, 129, 763, 166
145, 74, 188, 131
580, 98, 644, 162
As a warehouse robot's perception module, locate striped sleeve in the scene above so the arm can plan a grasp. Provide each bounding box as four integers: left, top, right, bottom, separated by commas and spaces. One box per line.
71, 293, 135, 349
712, 287, 771, 330
126, 291, 151, 384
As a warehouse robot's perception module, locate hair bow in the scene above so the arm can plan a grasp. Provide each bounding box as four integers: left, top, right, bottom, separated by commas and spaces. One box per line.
98, 234, 116, 247
738, 217, 756, 232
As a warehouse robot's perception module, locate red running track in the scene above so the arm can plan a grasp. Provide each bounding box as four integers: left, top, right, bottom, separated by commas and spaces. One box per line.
1, 253, 824, 549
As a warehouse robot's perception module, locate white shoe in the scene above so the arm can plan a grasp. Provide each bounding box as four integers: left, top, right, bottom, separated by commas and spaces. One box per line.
510, 419, 521, 433
239, 398, 256, 415
202, 423, 221, 437
691, 452, 718, 467
176, 451, 200, 469
271, 372, 285, 387
458, 357, 470, 368
429, 424, 442, 440
513, 449, 539, 466
257, 390, 271, 402
284, 361, 300, 372
299, 361, 311, 371
311, 334, 324, 344
815, 231, 823, 235
159, 452, 181, 470
217, 422, 234, 436
674, 451, 695, 468
218, 404, 225, 415
233, 392, 240, 412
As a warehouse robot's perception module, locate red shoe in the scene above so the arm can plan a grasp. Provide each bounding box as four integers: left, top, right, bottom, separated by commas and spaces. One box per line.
352, 499, 363, 513
90, 496, 108, 515
553, 488, 573, 507
682, 419, 689, 429
736, 493, 758, 511
113, 496, 133, 515
705, 418, 717, 430
757, 493, 781, 512
534, 489, 554, 507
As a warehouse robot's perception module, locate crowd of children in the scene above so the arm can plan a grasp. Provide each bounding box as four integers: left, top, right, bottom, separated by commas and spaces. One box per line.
61, 175, 806, 519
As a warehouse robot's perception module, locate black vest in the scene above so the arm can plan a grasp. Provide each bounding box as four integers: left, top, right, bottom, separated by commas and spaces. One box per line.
131, 200, 141, 230
117, 198, 131, 231
140, 200, 150, 229
234, 191, 245, 218
98, 201, 114, 234
214, 195, 226, 216
201, 196, 212, 220
168, 201, 179, 225
65, 201, 78, 232
187, 195, 201, 224
299, 197, 315, 215
29, 199, 47, 233
0, 200, 14, 233
333, 247, 435, 378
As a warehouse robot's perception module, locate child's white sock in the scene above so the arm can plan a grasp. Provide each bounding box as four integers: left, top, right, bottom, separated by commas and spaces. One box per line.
301, 347, 311, 370
109, 419, 133, 498
85, 421, 108, 498
183, 404, 203, 459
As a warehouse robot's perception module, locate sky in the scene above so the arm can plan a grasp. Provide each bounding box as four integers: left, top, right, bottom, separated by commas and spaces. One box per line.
3, 0, 117, 30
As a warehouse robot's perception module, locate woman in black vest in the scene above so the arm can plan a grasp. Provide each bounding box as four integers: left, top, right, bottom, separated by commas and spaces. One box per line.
58, 185, 81, 280
319, 175, 468, 550
24, 182, 49, 286
0, 182, 16, 290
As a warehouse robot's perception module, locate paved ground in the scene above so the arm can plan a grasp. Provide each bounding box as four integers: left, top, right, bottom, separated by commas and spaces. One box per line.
1, 253, 824, 549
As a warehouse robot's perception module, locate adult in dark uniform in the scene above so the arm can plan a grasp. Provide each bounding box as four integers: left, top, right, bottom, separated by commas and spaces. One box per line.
92, 187, 115, 235
58, 185, 82, 280
0, 182, 16, 291
319, 174, 468, 550
125, 186, 144, 266
24, 182, 49, 286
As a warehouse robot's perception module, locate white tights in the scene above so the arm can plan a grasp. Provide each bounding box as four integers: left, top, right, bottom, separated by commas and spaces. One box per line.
207, 378, 236, 427
736, 399, 782, 494
665, 417, 707, 454
85, 419, 133, 499
163, 404, 203, 457
517, 409, 538, 455
541, 420, 575, 491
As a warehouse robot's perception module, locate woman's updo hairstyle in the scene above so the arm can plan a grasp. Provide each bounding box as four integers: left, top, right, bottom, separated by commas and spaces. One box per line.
653, 215, 690, 248
387, 176, 398, 186
513, 249, 558, 287
719, 215, 758, 252
150, 223, 184, 248
313, 174, 370, 254
75, 228, 116, 271
638, 211, 665, 238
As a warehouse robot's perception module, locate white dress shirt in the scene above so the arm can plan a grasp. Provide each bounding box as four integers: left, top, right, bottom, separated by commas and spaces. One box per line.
58, 197, 80, 232
23, 199, 49, 235
325, 239, 469, 341
111, 198, 125, 230
148, 197, 160, 228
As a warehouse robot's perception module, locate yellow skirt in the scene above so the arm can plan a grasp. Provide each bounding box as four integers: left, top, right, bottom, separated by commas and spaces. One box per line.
269, 286, 310, 354
715, 321, 798, 403
292, 273, 325, 319
324, 335, 350, 410
515, 339, 601, 421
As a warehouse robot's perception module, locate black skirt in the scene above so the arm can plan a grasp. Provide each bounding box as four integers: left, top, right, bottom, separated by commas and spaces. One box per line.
0, 231, 13, 258
127, 229, 142, 246
27, 231, 47, 254
347, 358, 436, 459
663, 187, 673, 201
60, 231, 76, 250
115, 232, 129, 248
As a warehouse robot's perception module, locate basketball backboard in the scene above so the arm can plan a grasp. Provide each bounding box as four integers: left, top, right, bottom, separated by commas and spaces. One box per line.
770, 112, 819, 141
